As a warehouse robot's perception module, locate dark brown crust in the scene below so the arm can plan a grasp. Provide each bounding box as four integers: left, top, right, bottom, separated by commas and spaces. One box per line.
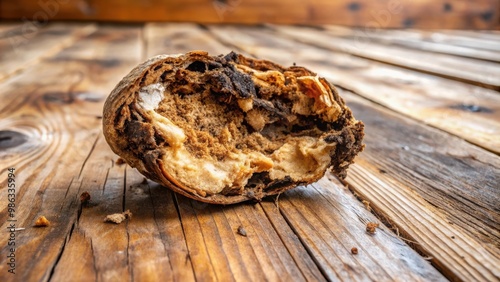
103, 51, 364, 204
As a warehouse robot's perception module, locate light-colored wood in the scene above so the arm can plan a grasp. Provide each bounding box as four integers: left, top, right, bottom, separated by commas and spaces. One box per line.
207, 24, 500, 154
343, 92, 500, 281
145, 23, 233, 56
1, 0, 498, 29
271, 25, 500, 91
322, 25, 500, 62
1, 22, 500, 282
0, 23, 97, 82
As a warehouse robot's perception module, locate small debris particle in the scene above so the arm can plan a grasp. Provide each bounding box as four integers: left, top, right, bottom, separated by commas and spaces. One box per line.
34, 216, 50, 227
123, 210, 132, 219
237, 225, 247, 237
366, 222, 379, 234
96, 115, 103, 119
115, 158, 126, 165
351, 247, 358, 255
362, 200, 371, 212
104, 210, 132, 224
80, 191, 91, 204
451, 236, 455, 239
402, 145, 409, 151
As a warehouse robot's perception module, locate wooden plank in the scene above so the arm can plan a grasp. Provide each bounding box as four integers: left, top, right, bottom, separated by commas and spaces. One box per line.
0, 22, 22, 34
271, 25, 500, 91
322, 25, 500, 62
1, 0, 499, 29
0, 25, 143, 282
265, 178, 447, 281
145, 22, 327, 281
342, 92, 500, 282
145, 23, 232, 56
0, 23, 97, 82
206, 25, 500, 154
143, 22, 449, 281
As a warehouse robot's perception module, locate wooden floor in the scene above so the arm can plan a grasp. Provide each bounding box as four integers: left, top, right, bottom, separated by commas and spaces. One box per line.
0, 22, 499, 282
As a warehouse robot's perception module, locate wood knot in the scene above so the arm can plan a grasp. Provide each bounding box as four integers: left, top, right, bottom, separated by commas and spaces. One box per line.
0, 130, 28, 149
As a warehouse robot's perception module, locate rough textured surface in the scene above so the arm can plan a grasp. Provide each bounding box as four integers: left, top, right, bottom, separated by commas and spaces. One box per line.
103, 51, 364, 203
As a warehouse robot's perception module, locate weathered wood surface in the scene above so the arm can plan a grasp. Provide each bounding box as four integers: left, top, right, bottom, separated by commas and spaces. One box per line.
1, 0, 499, 29
272, 25, 500, 91
0, 23, 97, 82
321, 25, 500, 63
0, 22, 499, 282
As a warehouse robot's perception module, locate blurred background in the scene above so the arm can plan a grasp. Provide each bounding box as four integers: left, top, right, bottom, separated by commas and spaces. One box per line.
1, 0, 498, 29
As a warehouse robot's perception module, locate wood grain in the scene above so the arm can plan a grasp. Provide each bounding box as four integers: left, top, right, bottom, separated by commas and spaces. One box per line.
0, 23, 97, 82
271, 25, 500, 91
1, 0, 498, 29
207, 24, 500, 154
205, 24, 500, 281
143, 23, 443, 281
270, 178, 447, 281
1, 22, 499, 282
0, 24, 142, 282
322, 25, 500, 62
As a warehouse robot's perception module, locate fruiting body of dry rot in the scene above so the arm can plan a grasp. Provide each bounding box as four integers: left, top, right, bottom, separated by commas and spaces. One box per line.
103, 51, 364, 204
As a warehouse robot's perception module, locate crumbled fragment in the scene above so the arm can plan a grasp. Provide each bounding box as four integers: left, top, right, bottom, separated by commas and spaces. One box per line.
366, 222, 379, 234
34, 216, 50, 227
104, 210, 132, 224
351, 247, 358, 255
237, 225, 247, 237
80, 191, 91, 204
115, 158, 126, 165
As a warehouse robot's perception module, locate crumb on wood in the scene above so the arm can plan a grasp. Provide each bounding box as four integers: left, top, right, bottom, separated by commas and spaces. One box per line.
104, 209, 132, 224
115, 157, 126, 165
80, 191, 91, 204
351, 247, 358, 255
34, 216, 50, 227
366, 222, 379, 234
237, 225, 247, 237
